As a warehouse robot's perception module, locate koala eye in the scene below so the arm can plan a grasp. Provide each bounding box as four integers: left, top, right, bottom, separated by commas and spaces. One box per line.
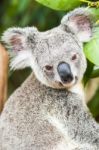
44, 65, 53, 71
71, 54, 77, 61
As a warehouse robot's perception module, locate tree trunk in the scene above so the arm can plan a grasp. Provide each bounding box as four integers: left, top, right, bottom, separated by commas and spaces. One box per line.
0, 44, 9, 113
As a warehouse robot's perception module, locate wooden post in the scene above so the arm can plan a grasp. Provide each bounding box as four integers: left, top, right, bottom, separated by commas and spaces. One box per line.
0, 44, 9, 113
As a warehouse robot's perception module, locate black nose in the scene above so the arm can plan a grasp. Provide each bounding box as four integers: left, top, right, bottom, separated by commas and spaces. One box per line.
57, 62, 73, 83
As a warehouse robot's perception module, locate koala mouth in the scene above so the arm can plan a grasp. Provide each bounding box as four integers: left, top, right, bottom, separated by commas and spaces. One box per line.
58, 76, 78, 88
58, 82, 63, 86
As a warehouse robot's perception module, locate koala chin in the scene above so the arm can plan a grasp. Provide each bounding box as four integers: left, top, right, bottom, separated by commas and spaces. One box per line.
0, 8, 99, 150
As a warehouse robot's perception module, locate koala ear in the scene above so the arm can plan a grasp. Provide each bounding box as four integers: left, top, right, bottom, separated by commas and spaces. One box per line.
61, 8, 93, 42
1, 27, 38, 70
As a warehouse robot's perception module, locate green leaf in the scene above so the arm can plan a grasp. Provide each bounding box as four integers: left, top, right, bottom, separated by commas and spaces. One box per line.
84, 27, 99, 66
90, 8, 99, 20
35, 0, 81, 11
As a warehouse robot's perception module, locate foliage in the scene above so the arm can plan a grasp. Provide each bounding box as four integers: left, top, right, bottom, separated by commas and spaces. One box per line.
36, 0, 81, 11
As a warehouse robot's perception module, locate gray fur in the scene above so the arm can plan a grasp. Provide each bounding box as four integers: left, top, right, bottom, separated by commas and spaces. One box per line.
0, 8, 99, 150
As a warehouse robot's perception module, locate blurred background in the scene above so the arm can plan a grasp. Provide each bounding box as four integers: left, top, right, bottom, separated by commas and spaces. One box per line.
0, 0, 99, 120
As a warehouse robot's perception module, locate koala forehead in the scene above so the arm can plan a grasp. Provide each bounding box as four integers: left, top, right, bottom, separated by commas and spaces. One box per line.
31, 26, 83, 60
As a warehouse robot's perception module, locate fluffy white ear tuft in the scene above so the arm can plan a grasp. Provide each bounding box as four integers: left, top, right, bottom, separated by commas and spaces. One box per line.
61, 8, 93, 42
1, 27, 38, 70
9, 50, 33, 70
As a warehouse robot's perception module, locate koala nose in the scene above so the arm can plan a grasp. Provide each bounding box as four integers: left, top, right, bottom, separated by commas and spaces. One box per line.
57, 62, 73, 83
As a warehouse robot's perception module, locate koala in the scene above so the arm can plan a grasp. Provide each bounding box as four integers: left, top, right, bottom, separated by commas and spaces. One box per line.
0, 8, 99, 150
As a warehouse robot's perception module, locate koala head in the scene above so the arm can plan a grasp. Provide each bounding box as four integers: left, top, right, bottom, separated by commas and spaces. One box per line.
2, 8, 93, 89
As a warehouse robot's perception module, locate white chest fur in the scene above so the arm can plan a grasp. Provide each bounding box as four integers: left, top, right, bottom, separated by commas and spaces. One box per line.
47, 115, 79, 150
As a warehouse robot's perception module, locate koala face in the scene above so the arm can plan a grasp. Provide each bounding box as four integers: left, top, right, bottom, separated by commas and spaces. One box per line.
31, 28, 86, 89
2, 8, 93, 89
